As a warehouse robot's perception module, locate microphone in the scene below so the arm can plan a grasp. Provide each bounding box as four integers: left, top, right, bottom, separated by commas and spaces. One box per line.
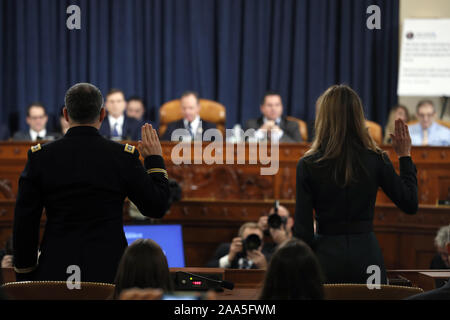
175, 271, 234, 290
274, 200, 279, 214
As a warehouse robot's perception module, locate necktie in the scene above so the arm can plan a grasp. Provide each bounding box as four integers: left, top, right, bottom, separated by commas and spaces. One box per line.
112, 122, 119, 138
36, 136, 43, 141
422, 129, 428, 146
188, 122, 194, 139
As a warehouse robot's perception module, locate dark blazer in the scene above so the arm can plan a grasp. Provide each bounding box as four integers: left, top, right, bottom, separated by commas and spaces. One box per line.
99, 115, 142, 141
430, 253, 450, 288
206, 242, 272, 269
0, 125, 9, 141
245, 117, 302, 143
12, 130, 62, 141
161, 119, 216, 141
294, 149, 418, 284
406, 280, 450, 300
13, 126, 170, 283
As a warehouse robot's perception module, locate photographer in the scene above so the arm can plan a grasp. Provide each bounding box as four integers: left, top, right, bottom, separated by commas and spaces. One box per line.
258, 205, 294, 253
206, 222, 269, 269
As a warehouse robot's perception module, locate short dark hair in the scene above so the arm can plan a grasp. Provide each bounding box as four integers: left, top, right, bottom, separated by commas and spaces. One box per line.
260, 239, 324, 300
26, 102, 46, 117
261, 91, 282, 105
416, 100, 435, 113
181, 91, 199, 104
127, 96, 144, 106
113, 239, 173, 299
106, 88, 125, 100
65, 83, 104, 124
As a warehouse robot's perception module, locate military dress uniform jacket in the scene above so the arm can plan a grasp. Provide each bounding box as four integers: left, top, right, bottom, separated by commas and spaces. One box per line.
13, 126, 170, 283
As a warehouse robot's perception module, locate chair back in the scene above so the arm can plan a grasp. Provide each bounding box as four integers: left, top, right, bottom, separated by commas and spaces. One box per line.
324, 283, 423, 300
286, 116, 308, 142
366, 120, 382, 145
159, 99, 226, 136
1, 281, 115, 300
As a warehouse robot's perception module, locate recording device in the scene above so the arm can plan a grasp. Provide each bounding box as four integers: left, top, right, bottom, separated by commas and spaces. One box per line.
267, 200, 287, 229
243, 234, 262, 253
174, 271, 234, 291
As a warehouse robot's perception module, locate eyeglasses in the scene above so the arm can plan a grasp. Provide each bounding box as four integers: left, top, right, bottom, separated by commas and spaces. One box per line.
29, 115, 46, 120
417, 113, 435, 119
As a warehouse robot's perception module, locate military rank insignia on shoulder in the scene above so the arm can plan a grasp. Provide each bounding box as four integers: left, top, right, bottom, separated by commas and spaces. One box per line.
31, 143, 42, 153
124, 143, 135, 154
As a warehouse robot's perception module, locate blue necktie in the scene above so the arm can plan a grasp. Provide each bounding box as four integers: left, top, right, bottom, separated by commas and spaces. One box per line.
112, 123, 119, 138
188, 122, 194, 139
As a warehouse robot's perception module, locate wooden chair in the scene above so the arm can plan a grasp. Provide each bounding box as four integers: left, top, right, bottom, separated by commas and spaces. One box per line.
366, 120, 383, 145
1, 281, 115, 300
324, 283, 423, 300
286, 116, 308, 142
159, 99, 226, 137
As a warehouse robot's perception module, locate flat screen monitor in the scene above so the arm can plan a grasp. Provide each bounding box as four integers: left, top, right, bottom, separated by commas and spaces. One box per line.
123, 224, 185, 268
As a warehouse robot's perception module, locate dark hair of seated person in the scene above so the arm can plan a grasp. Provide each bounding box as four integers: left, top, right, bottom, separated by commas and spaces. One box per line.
259, 238, 324, 300
113, 239, 173, 299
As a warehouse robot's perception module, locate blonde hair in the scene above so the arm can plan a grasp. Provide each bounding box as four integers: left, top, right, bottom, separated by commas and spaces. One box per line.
305, 84, 383, 187
238, 222, 262, 238
383, 105, 410, 144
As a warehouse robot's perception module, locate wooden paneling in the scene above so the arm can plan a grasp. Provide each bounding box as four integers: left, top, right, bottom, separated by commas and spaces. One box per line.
1, 142, 450, 269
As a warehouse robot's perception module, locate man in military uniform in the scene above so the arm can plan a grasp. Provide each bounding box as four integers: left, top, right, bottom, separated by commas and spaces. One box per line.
13, 83, 170, 283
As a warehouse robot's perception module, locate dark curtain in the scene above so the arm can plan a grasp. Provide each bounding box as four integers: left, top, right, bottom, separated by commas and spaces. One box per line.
0, 0, 399, 134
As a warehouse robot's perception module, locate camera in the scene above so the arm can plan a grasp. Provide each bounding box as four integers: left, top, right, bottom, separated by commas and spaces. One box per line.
243, 234, 262, 253
267, 200, 287, 229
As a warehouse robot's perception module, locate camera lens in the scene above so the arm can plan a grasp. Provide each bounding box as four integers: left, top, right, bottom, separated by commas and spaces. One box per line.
243, 234, 262, 252
268, 213, 282, 229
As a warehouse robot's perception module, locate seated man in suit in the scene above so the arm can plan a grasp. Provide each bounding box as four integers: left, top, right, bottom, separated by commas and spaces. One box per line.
161, 91, 216, 141
430, 224, 450, 288
245, 91, 302, 143
99, 89, 141, 141
409, 100, 450, 146
126, 96, 146, 125
206, 222, 269, 269
13, 102, 61, 141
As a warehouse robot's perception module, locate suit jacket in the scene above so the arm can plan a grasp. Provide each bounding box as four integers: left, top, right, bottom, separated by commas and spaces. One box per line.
161, 119, 216, 141
206, 242, 272, 269
406, 280, 450, 300
12, 130, 62, 141
244, 117, 302, 143
13, 126, 170, 283
99, 115, 142, 141
294, 149, 418, 283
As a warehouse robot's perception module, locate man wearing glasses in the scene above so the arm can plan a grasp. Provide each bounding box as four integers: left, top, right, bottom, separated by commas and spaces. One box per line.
13, 103, 61, 141
408, 100, 450, 146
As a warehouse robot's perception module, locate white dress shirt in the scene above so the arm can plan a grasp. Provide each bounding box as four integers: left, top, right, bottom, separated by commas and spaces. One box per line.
29, 129, 47, 142
108, 114, 124, 138
183, 116, 201, 139
409, 122, 450, 146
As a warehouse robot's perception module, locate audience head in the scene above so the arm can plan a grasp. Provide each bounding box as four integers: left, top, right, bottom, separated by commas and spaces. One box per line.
26, 102, 48, 132
416, 100, 436, 130
64, 83, 105, 127
307, 84, 379, 186
392, 104, 410, 123
113, 239, 173, 299
238, 222, 264, 252
267, 205, 293, 245
105, 89, 127, 119
59, 106, 70, 135
260, 91, 283, 121
126, 97, 145, 121
260, 239, 324, 300
434, 225, 450, 268
180, 91, 200, 123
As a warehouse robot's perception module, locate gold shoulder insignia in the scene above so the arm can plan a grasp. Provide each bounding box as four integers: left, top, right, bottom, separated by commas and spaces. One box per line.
124, 143, 136, 154
31, 144, 42, 153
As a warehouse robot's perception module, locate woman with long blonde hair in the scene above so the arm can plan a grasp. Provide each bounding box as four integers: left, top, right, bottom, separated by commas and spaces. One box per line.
293, 85, 418, 284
